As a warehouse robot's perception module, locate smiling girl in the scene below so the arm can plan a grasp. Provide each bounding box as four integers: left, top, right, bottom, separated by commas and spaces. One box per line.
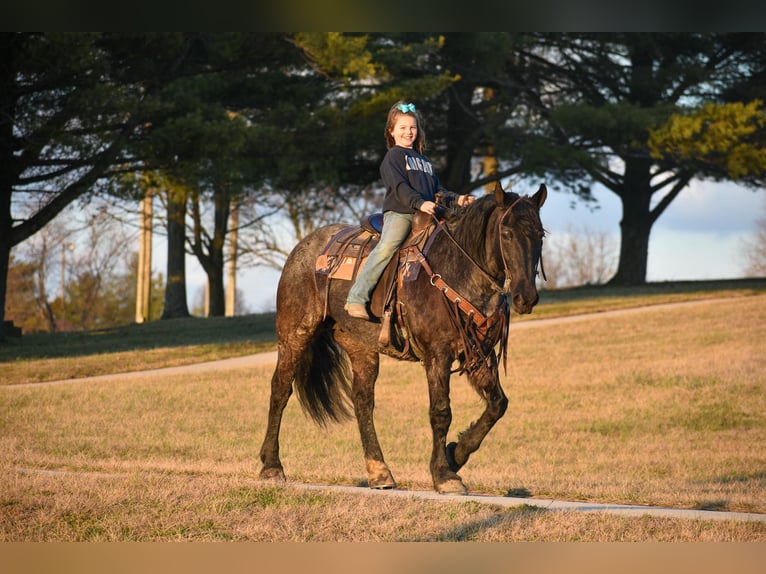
345, 101, 474, 320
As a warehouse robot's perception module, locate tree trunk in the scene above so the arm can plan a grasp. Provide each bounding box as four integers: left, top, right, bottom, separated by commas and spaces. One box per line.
207, 266, 226, 317
160, 188, 190, 319
189, 188, 229, 317
205, 191, 229, 317
609, 158, 653, 285
0, 239, 9, 342
442, 58, 478, 191
225, 199, 238, 317
0, 36, 14, 342
135, 190, 153, 323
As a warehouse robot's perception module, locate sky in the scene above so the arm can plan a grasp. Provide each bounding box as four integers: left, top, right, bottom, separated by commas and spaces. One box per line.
176, 178, 765, 314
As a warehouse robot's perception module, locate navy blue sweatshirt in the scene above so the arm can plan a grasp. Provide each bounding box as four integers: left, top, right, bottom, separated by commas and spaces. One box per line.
380, 145, 459, 214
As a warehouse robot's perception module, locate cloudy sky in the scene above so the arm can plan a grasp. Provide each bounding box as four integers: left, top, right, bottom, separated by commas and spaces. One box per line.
214, 179, 764, 313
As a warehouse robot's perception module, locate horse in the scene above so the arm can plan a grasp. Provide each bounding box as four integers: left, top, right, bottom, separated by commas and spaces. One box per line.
258, 181, 547, 494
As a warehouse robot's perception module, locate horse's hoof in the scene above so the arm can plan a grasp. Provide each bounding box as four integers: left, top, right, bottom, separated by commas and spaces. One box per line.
369, 477, 397, 490
436, 478, 468, 495
366, 459, 397, 490
445, 442, 461, 472
259, 466, 286, 482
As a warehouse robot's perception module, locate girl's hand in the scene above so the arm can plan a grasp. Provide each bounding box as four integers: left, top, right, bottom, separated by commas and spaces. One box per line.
457, 195, 474, 207
419, 201, 436, 215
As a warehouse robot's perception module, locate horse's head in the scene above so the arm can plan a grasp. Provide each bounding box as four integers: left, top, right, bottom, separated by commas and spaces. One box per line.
493, 181, 547, 315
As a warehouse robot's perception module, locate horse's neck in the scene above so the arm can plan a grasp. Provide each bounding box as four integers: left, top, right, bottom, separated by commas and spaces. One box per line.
428, 221, 506, 310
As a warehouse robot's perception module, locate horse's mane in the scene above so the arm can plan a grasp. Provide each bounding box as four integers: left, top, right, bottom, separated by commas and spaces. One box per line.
444, 192, 544, 259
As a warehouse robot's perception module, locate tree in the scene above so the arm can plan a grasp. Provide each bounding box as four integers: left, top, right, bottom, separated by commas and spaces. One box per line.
743, 197, 766, 277
509, 33, 766, 285
4, 255, 46, 333
429, 33, 533, 193
159, 183, 191, 319
540, 225, 619, 289
6, 201, 145, 332
233, 33, 457, 271
410, 33, 766, 284
0, 32, 219, 340
134, 33, 313, 317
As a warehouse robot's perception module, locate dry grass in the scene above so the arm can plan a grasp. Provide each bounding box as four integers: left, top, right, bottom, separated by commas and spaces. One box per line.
2, 470, 763, 542
3, 279, 764, 386
0, 296, 766, 541
526, 278, 766, 320
1, 295, 764, 541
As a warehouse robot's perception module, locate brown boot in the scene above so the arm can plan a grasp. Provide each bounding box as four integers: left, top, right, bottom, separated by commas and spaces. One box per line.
344, 303, 370, 320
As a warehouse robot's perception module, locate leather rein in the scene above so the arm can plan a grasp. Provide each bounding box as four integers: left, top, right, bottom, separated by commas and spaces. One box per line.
440, 196, 524, 295
408, 196, 541, 375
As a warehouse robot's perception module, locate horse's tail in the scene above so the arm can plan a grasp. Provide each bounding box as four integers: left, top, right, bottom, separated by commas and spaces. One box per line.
293, 324, 354, 426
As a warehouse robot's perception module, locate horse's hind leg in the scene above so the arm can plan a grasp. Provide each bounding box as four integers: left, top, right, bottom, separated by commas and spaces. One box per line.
446, 357, 508, 474
258, 341, 302, 481
335, 331, 396, 489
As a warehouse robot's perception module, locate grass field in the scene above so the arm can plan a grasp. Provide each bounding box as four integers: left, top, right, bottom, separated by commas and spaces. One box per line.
1, 279, 765, 541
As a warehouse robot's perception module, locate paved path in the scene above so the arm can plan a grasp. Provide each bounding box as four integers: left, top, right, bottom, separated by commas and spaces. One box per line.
292, 482, 766, 523
9, 349, 280, 389
13, 466, 766, 523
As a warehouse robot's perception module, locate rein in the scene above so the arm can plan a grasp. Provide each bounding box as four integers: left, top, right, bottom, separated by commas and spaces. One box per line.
408, 197, 528, 376
436, 196, 524, 295
413, 247, 510, 375
412, 195, 545, 375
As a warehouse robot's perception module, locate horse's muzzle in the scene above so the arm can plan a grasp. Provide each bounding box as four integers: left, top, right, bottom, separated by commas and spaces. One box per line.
511, 290, 539, 315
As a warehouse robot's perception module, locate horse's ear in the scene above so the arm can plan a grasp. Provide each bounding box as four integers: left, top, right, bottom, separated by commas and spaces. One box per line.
493, 180, 505, 206
532, 183, 547, 209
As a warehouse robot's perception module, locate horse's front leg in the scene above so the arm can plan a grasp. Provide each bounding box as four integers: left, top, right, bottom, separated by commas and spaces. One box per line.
424, 355, 468, 494
446, 354, 508, 473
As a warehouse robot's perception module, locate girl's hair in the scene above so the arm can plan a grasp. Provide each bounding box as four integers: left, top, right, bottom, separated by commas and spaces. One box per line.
385, 100, 426, 153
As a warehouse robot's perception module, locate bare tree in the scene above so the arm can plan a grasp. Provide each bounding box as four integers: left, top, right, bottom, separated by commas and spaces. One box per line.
10, 201, 136, 332
13, 219, 74, 332
541, 224, 619, 289
237, 183, 383, 272
743, 198, 766, 277
66, 207, 134, 328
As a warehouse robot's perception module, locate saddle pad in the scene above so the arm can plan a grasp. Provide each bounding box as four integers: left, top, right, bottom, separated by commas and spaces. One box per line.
315, 226, 378, 281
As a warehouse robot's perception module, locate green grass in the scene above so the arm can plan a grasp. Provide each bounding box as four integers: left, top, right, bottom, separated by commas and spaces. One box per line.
0, 313, 277, 385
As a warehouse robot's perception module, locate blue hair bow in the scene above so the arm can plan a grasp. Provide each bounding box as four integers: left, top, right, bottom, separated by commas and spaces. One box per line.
397, 102, 416, 113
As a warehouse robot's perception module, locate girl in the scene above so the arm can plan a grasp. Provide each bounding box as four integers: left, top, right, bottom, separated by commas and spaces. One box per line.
345, 101, 474, 320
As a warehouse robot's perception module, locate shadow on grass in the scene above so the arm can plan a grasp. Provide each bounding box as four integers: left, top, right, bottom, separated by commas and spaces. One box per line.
505, 487, 533, 498
693, 500, 730, 512
0, 312, 277, 362
407, 504, 549, 541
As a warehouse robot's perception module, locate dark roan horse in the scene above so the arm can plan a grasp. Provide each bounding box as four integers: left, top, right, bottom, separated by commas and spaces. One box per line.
259, 181, 547, 494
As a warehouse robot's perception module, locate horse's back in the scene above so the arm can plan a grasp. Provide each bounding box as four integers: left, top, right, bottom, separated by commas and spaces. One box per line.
281, 223, 349, 277
275, 224, 349, 328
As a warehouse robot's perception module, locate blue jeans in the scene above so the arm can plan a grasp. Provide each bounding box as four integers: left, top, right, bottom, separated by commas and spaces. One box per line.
346, 210, 412, 306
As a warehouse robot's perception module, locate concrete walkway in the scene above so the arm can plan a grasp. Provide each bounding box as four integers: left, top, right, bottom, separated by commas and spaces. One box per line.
9, 350, 279, 389
293, 483, 766, 523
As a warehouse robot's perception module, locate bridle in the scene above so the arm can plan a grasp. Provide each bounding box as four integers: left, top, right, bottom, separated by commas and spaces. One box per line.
408, 195, 544, 375
437, 195, 545, 295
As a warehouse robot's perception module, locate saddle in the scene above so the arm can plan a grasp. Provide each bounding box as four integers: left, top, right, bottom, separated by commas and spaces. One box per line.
315, 211, 441, 357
